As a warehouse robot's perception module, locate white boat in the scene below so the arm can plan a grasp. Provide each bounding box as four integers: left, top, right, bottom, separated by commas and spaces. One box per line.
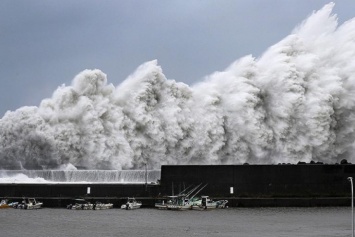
0, 199, 10, 209
8, 202, 19, 208
94, 202, 113, 210
155, 198, 168, 209
67, 199, 113, 210
216, 200, 229, 208
191, 196, 218, 210
16, 198, 43, 210
190, 196, 228, 210
67, 199, 92, 210
121, 198, 142, 210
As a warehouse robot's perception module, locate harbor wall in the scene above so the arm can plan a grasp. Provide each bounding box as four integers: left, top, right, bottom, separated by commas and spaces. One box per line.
160, 164, 355, 198
1, 164, 354, 207
0, 183, 160, 207
0, 183, 158, 197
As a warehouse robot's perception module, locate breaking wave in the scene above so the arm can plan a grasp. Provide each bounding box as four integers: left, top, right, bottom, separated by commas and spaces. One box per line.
1, 3, 355, 170
0, 170, 161, 183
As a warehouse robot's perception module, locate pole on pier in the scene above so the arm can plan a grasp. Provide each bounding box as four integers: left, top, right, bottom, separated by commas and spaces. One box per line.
145, 163, 147, 191
348, 177, 354, 237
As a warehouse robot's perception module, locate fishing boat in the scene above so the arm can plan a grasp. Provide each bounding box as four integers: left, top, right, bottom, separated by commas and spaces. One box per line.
155, 183, 208, 210
165, 195, 194, 210
191, 196, 229, 210
121, 197, 142, 210
15, 198, 43, 210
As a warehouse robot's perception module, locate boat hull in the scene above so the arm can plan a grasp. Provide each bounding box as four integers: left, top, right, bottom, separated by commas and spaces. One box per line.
26, 204, 43, 210
121, 203, 142, 210
191, 204, 216, 210
121, 205, 141, 210
68, 203, 113, 210
154, 203, 167, 210
166, 204, 191, 210
121, 198, 142, 210
95, 203, 113, 210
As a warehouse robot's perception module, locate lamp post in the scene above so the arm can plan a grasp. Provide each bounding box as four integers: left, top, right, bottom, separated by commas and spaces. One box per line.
145, 163, 147, 191
348, 177, 354, 237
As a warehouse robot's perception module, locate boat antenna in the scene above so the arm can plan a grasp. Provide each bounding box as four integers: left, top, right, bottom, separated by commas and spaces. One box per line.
177, 184, 194, 196
189, 183, 208, 201
185, 183, 203, 198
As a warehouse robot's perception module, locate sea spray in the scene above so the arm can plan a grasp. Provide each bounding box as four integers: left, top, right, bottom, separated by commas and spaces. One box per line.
1, 3, 355, 170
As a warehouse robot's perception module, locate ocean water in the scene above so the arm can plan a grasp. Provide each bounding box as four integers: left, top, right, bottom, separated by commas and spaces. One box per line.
0, 207, 350, 237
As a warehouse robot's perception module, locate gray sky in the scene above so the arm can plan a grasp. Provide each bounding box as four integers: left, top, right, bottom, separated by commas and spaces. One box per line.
1, 0, 355, 117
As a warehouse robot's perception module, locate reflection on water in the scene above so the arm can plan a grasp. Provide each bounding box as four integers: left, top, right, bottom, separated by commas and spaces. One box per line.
1, 207, 351, 237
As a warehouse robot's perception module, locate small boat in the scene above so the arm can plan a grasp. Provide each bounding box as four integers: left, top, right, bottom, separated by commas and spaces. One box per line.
191, 196, 217, 210
0, 199, 10, 209
1, 199, 19, 208
188, 195, 228, 210
15, 198, 43, 210
121, 197, 142, 210
216, 199, 229, 208
7, 201, 19, 208
155, 198, 168, 209
190, 197, 228, 210
67, 199, 113, 210
67, 199, 93, 210
94, 202, 113, 210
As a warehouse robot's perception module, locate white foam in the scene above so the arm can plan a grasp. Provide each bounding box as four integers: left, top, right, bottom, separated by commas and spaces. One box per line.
0, 3, 354, 169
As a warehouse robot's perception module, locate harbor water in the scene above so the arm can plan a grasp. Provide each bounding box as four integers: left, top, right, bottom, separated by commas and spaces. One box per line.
0, 207, 350, 237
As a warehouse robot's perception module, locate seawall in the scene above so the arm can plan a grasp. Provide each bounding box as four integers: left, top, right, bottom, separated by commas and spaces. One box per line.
0, 164, 354, 207
0, 183, 160, 207
160, 164, 355, 198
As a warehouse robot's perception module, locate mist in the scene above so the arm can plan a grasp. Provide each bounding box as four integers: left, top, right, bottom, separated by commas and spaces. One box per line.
1, 3, 355, 170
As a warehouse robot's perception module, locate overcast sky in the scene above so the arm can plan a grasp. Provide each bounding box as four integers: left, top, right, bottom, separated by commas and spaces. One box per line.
1, 0, 355, 117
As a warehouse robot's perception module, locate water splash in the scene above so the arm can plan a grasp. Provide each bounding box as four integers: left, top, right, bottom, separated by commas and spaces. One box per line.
1, 3, 355, 170
0, 170, 161, 183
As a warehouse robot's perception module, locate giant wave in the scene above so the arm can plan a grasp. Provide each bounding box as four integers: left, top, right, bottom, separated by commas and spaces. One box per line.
1, 3, 355, 170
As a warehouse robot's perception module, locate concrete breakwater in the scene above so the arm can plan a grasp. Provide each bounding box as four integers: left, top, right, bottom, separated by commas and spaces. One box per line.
161, 164, 355, 198
0, 164, 354, 207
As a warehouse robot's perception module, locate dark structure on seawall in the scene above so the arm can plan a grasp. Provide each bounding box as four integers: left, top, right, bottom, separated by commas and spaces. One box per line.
0, 163, 354, 207
162, 163, 354, 207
